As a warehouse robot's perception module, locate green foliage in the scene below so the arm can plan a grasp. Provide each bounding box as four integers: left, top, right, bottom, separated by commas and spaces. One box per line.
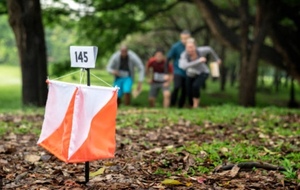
0, 65, 21, 110
0, 15, 18, 65
281, 159, 297, 179
48, 60, 76, 77
0, 65, 300, 183
45, 25, 78, 64
1, 64, 300, 111
122, 2, 205, 61
0, 0, 6, 15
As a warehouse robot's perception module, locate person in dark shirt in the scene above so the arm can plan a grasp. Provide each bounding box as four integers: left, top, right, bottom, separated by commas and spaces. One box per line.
166, 30, 191, 108
146, 49, 173, 108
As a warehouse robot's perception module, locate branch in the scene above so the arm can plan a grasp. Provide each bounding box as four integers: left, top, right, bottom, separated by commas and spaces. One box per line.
0, 10, 7, 15
214, 162, 286, 172
153, 26, 182, 32
138, 1, 180, 23
167, 15, 183, 32
95, 0, 130, 12
193, 0, 240, 49
190, 25, 206, 35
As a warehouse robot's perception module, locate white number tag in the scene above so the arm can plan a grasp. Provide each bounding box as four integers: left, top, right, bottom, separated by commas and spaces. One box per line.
70, 46, 98, 68
119, 70, 129, 77
153, 72, 165, 82
209, 62, 220, 77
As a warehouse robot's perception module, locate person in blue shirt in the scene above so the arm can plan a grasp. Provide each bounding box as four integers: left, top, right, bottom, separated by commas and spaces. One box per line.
165, 30, 191, 108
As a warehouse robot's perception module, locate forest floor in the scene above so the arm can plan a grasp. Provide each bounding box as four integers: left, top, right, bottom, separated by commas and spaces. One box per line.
1, 108, 300, 190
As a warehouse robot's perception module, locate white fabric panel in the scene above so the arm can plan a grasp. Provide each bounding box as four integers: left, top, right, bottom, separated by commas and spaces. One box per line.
37, 81, 77, 143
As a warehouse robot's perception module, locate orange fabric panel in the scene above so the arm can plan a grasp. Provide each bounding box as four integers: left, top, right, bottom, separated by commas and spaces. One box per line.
67, 90, 117, 163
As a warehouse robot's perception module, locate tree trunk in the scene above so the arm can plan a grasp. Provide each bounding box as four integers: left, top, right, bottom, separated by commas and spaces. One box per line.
219, 45, 227, 91
288, 77, 298, 108
238, 0, 272, 106
239, 0, 254, 106
259, 67, 265, 87
7, 0, 48, 106
230, 65, 236, 87
273, 68, 281, 92
193, 0, 274, 106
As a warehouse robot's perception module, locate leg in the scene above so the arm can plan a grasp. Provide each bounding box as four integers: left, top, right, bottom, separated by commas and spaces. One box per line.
124, 93, 131, 106
117, 97, 122, 106
192, 73, 209, 108
186, 76, 194, 107
114, 78, 124, 106
178, 76, 187, 108
149, 83, 160, 107
170, 74, 182, 107
122, 77, 133, 106
149, 97, 155, 107
162, 84, 171, 108
192, 97, 200, 108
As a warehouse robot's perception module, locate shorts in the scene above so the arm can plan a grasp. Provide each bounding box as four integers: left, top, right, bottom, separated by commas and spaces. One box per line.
149, 82, 170, 98
114, 77, 133, 98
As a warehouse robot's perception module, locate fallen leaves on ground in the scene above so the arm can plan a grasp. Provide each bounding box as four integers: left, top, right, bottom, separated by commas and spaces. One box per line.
0, 110, 300, 189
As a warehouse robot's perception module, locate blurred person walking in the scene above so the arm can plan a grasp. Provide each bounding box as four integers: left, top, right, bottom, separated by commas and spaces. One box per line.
165, 30, 191, 108
146, 49, 173, 108
107, 45, 144, 106
179, 38, 221, 108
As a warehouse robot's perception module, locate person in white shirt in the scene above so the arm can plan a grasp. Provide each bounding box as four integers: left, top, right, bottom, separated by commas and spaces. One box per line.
179, 38, 221, 108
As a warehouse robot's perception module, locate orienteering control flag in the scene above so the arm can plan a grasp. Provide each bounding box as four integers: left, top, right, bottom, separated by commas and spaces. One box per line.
37, 80, 118, 163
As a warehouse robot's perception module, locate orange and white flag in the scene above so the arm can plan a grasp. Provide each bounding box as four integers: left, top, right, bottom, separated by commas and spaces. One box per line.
37, 80, 118, 163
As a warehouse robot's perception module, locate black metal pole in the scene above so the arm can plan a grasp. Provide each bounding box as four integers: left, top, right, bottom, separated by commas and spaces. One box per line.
86, 68, 91, 86
85, 68, 90, 184
85, 161, 89, 183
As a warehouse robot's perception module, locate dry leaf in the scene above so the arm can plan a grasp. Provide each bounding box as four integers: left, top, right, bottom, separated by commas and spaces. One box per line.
24, 154, 40, 163
161, 179, 182, 185
258, 132, 268, 139
220, 147, 229, 154
230, 165, 240, 177
263, 147, 278, 155
145, 147, 162, 153
196, 177, 206, 184
0, 158, 8, 164
132, 89, 141, 98
90, 167, 106, 177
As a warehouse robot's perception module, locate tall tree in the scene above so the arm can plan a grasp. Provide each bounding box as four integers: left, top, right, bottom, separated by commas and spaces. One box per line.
7, 0, 48, 106
238, 0, 274, 106
192, 0, 297, 106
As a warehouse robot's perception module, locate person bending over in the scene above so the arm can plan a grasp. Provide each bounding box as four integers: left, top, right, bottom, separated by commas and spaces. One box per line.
107, 45, 144, 106
165, 30, 191, 108
179, 38, 221, 108
146, 49, 173, 108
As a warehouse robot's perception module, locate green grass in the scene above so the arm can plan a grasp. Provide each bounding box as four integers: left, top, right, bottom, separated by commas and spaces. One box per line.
1, 64, 300, 110
0, 64, 22, 110
1, 64, 300, 182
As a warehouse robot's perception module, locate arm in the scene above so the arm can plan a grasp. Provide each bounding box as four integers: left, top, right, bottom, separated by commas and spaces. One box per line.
106, 52, 119, 76
164, 46, 174, 73
145, 59, 152, 77
179, 52, 203, 70
129, 51, 144, 91
163, 62, 173, 87
164, 57, 171, 73
199, 46, 221, 63
145, 59, 153, 84
130, 51, 145, 82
